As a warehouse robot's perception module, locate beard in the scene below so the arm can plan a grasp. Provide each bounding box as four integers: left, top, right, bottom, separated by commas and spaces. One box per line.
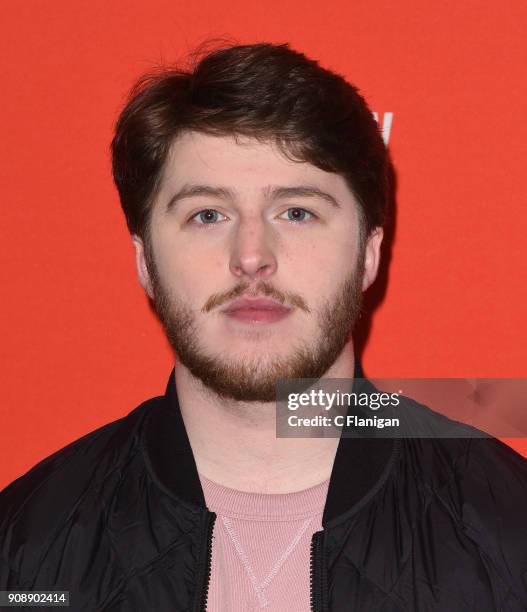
145, 244, 364, 403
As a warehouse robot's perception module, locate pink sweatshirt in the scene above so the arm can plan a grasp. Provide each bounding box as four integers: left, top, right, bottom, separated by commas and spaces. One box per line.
199, 473, 330, 611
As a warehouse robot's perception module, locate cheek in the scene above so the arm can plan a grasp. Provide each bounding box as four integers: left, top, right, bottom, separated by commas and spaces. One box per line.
153, 226, 223, 280
284, 235, 356, 283
156, 248, 229, 312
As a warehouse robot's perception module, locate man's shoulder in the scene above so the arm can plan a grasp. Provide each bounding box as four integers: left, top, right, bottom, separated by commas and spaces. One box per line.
397, 394, 527, 500
0, 395, 162, 584
396, 397, 527, 596
448, 435, 527, 533
0, 395, 162, 503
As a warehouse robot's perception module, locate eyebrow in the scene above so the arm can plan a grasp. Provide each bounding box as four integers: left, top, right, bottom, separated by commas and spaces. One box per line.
164, 183, 341, 212
165, 184, 235, 213
264, 185, 341, 209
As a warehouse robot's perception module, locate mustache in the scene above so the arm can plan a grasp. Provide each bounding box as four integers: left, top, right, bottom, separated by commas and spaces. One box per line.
202, 280, 310, 314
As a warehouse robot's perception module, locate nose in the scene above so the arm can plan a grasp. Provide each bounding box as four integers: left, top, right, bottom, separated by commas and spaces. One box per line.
229, 216, 278, 281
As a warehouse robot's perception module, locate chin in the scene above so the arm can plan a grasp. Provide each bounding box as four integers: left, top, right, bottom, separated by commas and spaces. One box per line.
219, 316, 304, 342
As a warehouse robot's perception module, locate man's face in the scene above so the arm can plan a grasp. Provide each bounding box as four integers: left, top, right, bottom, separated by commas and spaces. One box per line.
134, 131, 382, 402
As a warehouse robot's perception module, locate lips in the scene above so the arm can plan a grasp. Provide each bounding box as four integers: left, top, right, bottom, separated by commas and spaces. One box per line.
221, 297, 292, 324
222, 297, 290, 314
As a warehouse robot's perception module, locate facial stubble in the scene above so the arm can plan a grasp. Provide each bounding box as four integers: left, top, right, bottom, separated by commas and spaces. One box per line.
145, 243, 364, 402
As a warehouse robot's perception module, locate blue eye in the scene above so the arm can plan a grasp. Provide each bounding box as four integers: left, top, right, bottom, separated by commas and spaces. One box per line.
191, 209, 226, 225
282, 208, 315, 222
189, 207, 315, 226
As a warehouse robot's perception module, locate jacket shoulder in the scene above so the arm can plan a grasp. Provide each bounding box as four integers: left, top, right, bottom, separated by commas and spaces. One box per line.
398, 396, 527, 539
398, 398, 527, 606
443, 437, 527, 607
453, 436, 527, 547
0, 396, 162, 587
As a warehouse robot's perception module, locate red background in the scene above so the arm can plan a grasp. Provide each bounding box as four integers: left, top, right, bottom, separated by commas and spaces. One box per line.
1, 1, 526, 490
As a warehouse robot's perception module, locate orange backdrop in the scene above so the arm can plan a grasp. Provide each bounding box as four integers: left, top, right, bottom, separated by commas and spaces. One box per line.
1, 0, 526, 490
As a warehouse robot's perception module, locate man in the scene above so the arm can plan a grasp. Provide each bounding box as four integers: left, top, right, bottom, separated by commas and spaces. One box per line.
1, 43, 526, 611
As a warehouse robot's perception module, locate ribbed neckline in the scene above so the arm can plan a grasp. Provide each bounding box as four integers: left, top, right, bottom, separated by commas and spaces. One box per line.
198, 473, 330, 520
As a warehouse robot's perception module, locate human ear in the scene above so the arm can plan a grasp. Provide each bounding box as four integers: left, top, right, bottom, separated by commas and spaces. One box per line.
361, 227, 383, 291
132, 235, 154, 299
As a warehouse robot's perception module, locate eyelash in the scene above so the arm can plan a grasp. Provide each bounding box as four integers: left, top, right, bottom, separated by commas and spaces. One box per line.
188, 207, 317, 227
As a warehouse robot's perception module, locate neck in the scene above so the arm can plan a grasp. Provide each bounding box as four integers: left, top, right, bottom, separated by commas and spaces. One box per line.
174, 343, 356, 494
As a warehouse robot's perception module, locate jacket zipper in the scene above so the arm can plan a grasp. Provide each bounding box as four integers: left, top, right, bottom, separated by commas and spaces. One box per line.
310, 530, 324, 612
197, 512, 216, 612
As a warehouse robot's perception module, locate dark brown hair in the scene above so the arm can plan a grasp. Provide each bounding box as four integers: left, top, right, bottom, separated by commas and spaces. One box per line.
111, 42, 389, 242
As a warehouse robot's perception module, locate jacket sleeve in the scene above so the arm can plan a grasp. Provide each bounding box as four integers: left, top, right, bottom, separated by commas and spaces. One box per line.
455, 437, 527, 609
0, 552, 21, 590
0, 444, 87, 589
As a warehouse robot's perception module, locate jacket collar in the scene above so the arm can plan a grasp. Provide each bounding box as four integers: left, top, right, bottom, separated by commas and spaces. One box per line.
144, 362, 397, 526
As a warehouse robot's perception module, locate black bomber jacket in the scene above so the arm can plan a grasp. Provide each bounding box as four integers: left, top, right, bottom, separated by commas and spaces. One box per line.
1, 366, 527, 611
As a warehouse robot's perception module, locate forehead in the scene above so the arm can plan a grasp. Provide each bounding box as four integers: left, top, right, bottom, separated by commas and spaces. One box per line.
156, 131, 356, 204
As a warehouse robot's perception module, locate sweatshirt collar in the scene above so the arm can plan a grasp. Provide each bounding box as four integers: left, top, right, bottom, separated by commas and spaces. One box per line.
144, 361, 398, 525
